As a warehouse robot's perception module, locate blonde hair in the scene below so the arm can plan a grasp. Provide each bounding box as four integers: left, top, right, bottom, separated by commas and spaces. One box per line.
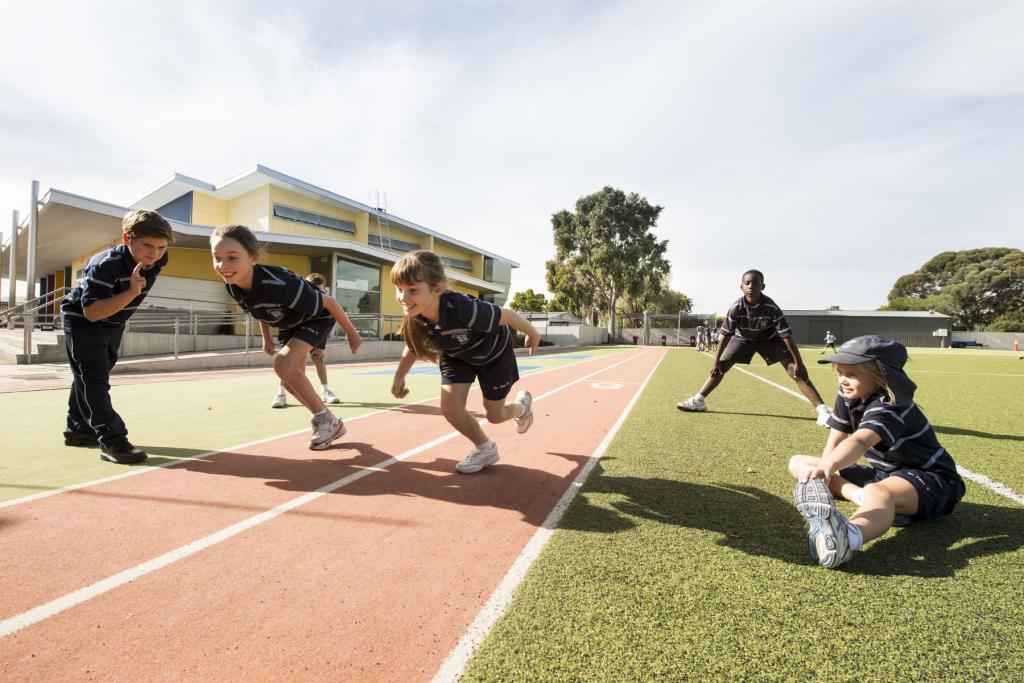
390, 250, 447, 363
834, 361, 895, 403
306, 273, 326, 288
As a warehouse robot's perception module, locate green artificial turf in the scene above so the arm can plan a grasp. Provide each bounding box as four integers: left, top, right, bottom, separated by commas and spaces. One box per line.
463, 347, 1024, 682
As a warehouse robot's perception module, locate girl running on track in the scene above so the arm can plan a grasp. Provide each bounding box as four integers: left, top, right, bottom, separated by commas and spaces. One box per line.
389, 250, 540, 474
211, 224, 362, 450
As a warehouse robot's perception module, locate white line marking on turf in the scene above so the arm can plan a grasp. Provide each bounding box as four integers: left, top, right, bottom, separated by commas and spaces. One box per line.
431, 351, 666, 683
721, 355, 1024, 508
1, 349, 635, 511
0, 349, 654, 639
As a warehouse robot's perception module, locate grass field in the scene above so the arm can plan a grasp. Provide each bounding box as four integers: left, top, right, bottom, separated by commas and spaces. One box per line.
463, 347, 1024, 681
2, 346, 1022, 680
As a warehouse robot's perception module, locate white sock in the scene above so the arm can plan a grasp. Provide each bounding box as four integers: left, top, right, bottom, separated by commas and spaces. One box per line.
276, 387, 286, 397
694, 393, 705, 402
850, 488, 865, 506
322, 384, 330, 392
816, 403, 830, 414
478, 439, 495, 451
847, 523, 864, 551
314, 408, 329, 418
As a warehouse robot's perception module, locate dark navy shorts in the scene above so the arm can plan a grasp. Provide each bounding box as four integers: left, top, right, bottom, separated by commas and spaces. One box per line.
277, 316, 334, 350
719, 335, 793, 366
440, 339, 519, 401
840, 464, 965, 521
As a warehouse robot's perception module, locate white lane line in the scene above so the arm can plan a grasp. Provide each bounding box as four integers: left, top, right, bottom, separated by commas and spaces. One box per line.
0, 349, 654, 639
724, 356, 1024, 508
1, 350, 634, 511
431, 351, 666, 683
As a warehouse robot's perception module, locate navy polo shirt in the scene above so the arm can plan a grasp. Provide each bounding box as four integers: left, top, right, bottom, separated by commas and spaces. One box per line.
421, 291, 509, 365
61, 244, 168, 327
827, 391, 960, 481
720, 295, 792, 342
226, 264, 329, 329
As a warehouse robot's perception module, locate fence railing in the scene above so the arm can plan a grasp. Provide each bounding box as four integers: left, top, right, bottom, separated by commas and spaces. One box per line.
4, 286, 407, 363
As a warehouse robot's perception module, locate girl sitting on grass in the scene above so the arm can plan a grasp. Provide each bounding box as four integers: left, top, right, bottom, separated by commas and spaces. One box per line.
389, 250, 539, 474
789, 335, 965, 569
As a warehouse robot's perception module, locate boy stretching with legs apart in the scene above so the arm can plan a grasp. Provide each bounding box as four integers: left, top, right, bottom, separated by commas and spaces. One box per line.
677, 269, 831, 426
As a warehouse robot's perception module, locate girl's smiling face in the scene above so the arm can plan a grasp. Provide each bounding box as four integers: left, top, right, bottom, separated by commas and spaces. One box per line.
835, 362, 882, 401
395, 279, 444, 322
211, 236, 258, 289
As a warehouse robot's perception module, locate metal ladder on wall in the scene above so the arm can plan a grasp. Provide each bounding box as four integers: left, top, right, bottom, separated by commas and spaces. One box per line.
371, 189, 393, 252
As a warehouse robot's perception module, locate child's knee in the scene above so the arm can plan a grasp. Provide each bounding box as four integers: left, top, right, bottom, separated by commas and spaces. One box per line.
861, 483, 895, 507
484, 406, 505, 424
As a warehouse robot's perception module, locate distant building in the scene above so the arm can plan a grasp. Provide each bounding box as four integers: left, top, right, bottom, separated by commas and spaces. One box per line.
2, 165, 518, 336
784, 309, 953, 348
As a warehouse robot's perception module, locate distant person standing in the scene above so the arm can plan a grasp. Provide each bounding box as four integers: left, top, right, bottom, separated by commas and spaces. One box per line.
820, 330, 838, 355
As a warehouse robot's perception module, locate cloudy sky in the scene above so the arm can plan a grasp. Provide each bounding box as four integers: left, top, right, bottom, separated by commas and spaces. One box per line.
1, 0, 1021, 311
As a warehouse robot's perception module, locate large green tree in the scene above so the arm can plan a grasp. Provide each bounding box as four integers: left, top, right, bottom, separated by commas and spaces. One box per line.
882, 248, 1024, 330
545, 187, 670, 335
509, 288, 548, 312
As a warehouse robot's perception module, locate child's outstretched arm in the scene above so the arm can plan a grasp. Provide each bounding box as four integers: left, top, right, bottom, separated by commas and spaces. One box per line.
801, 428, 882, 482
322, 295, 363, 354
391, 346, 417, 398
499, 309, 540, 354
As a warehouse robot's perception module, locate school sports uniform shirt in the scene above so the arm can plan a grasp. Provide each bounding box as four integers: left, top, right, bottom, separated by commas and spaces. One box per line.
720, 295, 792, 342
827, 392, 960, 481
421, 291, 510, 365
225, 264, 330, 329
61, 244, 168, 326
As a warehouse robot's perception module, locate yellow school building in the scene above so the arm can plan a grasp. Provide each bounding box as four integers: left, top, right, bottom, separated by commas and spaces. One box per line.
4, 165, 517, 336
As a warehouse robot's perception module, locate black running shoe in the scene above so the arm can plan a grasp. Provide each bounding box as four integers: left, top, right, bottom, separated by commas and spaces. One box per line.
64, 431, 100, 448
99, 438, 148, 465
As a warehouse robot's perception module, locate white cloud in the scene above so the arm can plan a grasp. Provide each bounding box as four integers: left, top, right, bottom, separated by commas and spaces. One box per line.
1, 0, 1021, 312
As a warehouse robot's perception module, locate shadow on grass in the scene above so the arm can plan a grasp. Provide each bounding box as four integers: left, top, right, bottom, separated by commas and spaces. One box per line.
560, 463, 1024, 576
933, 425, 1024, 442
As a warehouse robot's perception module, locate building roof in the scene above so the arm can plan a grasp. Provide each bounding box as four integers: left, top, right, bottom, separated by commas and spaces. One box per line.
1, 189, 506, 296
786, 309, 952, 319
131, 164, 520, 267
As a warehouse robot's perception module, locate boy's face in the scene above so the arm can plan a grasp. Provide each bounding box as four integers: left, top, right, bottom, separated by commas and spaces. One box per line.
124, 234, 169, 269
740, 273, 764, 302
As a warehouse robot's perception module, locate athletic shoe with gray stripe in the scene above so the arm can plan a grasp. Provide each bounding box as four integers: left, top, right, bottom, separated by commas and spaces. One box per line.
514, 390, 533, 434
794, 478, 852, 569
309, 411, 346, 450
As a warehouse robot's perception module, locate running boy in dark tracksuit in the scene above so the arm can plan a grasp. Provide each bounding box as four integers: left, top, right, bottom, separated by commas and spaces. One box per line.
60, 210, 173, 464
677, 269, 832, 426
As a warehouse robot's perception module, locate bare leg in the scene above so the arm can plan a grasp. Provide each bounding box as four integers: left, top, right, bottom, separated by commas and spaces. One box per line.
697, 361, 735, 397
849, 478, 918, 543
274, 340, 325, 414
483, 395, 524, 424
783, 359, 825, 407
310, 348, 328, 385
440, 383, 488, 446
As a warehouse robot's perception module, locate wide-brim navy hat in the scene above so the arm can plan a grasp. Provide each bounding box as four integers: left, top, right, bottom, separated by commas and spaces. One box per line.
819, 335, 916, 404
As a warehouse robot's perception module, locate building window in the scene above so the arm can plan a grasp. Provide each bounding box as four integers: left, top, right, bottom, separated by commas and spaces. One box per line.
274, 203, 355, 234
368, 234, 422, 252
439, 256, 473, 271
335, 256, 381, 314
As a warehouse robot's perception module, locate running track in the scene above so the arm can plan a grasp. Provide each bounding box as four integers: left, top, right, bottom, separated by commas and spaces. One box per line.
0, 347, 664, 680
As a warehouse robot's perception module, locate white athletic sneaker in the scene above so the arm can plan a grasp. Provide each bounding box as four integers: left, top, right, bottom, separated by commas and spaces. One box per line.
815, 405, 833, 427
309, 411, 346, 450
514, 390, 533, 434
794, 478, 853, 569
676, 395, 707, 412
455, 441, 500, 474
321, 389, 341, 404
271, 393, 287, 409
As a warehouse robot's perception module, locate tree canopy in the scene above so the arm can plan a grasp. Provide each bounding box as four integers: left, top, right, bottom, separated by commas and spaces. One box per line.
882, 247, 1024, 330
544, 186, 672, 333
509, 288, 548, 312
